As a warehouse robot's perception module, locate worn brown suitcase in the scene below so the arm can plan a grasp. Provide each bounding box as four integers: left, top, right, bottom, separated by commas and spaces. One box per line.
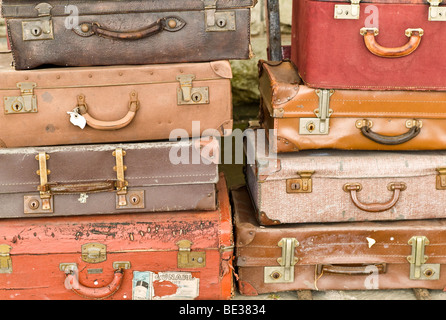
245, 128, 446, 225
0, 53, 232, 148
0, 138, 220, 219
2, 0, 256, 70
0, 174, 234, 300
232, 185, 446, 295
258, 59, 446, 153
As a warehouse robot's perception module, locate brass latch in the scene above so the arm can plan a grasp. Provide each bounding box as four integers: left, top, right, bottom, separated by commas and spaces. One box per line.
176, 75, 209, 105
4, 82, 38, 114
81, 243, 107, 264
22, 3, 54, 41
113, 148, 129, 207
436, 168, 446, 190
299, 89, 333, 135
334, 0, 361, 19
177, 240, 206, 268
407, 236, 440, 280
428, 0, 446, 21
0, 244, 12, 274
264, 238, 299, 284
286, 171, 315, 193
36, 152, 53, 212
204, 0, 236, 31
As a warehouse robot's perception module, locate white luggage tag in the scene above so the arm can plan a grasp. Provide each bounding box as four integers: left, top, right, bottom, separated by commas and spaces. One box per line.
67, 109, 87, 129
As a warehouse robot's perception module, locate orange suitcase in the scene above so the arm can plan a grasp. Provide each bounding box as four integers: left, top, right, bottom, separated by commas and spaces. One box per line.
0, 174, 234, 300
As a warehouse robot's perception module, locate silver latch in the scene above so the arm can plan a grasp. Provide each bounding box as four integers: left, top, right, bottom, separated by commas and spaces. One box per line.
299, 89, 333, 135
334, 0, 361, 19
204, 0, 236, 31
264, 238, 299, 283
177, 75, 209, 105
407, 236, 440, 280
4, 82, 38, 114
428, 0, 446, 21
22, 3, 54, 41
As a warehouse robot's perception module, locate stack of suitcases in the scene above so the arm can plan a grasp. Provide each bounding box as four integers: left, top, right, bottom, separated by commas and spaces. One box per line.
233, 0, 446, 297
0, 0, 257, 300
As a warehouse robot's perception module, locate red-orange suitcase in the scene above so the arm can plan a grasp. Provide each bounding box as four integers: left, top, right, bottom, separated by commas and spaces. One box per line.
0, 173, 234, 300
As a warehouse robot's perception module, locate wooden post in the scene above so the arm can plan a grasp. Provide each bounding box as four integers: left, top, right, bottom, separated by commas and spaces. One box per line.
265, 0, 282, 61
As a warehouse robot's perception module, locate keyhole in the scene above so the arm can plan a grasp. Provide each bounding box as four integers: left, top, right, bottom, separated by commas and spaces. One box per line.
31, 27, 42, 37
12, 101, 23, 112
130, 195, 140, 205
216, 18, 227, 28
424, 268, 434, 278
291, 182, 301, 190
271, 271, 282, 280
306, 122, 315, 133
191, 92, 202, 103
28, 199, 40, 210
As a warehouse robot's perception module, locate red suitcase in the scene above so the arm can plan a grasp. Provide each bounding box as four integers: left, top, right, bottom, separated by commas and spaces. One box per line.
0, 174, 234, 300
291, 0, 446, 91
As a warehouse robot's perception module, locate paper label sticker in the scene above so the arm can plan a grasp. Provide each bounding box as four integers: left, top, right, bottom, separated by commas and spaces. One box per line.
132, 271, 199, 300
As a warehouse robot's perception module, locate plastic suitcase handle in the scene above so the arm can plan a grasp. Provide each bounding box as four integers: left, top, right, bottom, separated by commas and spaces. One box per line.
360, 28, 424, 58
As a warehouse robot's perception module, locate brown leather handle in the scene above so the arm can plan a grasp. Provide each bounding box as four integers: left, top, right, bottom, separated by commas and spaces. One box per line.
76, 91, 140, 131
360, 28, 424, 58
316, 263, 387, 276
74, 17, 186, 40
39, 181, 117, 195
358, 120, 422, 145
343, 182, 406, 212
66, 269, 124, 300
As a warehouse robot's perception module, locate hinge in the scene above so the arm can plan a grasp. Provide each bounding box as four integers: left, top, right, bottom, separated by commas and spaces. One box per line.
428, 0, 446, 21
334, 0, 361, 19
0, 244, 12, 274
4, 82, 38, 114
22, 3, 54, 41
177, 240, 206, 268
113, 148, 129, 207
299, 89, 333, 135
264, 238, 299, 283
286, 171, 315, 193
81, 243, 107, 264
407, 236, 440, 280
176, 75, 209, 105
204, 0, 236, 31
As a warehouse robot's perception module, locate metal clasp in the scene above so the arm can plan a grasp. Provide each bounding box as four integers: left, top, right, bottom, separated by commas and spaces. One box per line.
264, 238, 299, 283
4, 82, 38, 114
0, 245, 12, 274
286, 171, 315, 193
204, 0, 236, 31
36, 152, 53, 211
177, 240, 206, 268
428, 0, 446, 21
334, 0, 361, 19
299, 89, 334, 135
436, 168, 446, 190
81, 243, 107, 264
177, 75, 209, 105
113, 148, 128, 207
22, 3, 54, 41
407, 236, 440, 280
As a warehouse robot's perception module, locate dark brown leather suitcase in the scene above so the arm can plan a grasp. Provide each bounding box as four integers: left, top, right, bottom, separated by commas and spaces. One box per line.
0, 53, 233, 148
0, 138, 220, 219
232, 185, 446, 295
0, 174, 234, 300
2, 0, 256, 70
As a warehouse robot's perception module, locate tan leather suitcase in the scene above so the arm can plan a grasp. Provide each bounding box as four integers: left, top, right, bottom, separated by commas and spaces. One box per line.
0, 174, 234, 300
232, 185, 446, 295
245, 128, 446, 225
258, 59, 446, 153
3, 0, 256, 70
0, 138, 220, 219
0, 53, 232, 148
